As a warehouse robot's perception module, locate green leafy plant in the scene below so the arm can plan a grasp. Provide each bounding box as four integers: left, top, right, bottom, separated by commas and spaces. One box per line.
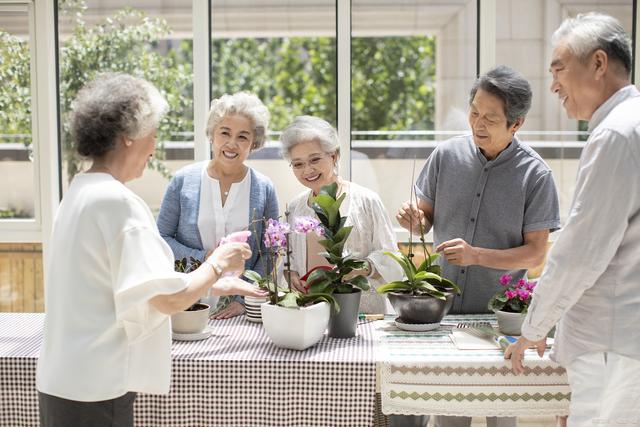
488, 274, 536, 314
306, 183, 371, 295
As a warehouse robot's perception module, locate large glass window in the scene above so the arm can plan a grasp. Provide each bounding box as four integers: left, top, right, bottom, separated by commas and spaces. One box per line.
211, 1, 338, 208
0, 3, 35, 220
497, 0, 635, 221
57, 0, 194, 214
350, 0, 477, 233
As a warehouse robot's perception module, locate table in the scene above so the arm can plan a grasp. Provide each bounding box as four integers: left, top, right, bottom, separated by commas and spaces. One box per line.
376, 314, 571, 417
0, 313, 377, 427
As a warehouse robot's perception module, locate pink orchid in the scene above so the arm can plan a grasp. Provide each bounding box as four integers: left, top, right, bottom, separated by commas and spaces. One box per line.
499, 274, 512, 286
505, 290, 517, 299
516, 288, 531, 300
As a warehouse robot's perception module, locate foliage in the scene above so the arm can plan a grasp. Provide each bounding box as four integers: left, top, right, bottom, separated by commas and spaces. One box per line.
305, 183, 371, 295
376, 251, 460, 300
0, 3, 438, 183
243, 216, 339, 313
488, 274, 537, 314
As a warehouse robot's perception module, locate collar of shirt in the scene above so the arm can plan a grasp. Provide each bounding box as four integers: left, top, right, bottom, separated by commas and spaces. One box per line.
473, 135, 520, 168
589, 84, 640, 131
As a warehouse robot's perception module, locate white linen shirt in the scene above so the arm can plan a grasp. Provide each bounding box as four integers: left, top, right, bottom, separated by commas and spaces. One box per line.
287, 181, 403, 314
37, 173, 189, 401
522, 85, 640, 366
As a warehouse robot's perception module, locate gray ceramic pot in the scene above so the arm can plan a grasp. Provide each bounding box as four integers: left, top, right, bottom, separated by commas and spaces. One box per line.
328, 289, 362, 338
387, 292, 454, 324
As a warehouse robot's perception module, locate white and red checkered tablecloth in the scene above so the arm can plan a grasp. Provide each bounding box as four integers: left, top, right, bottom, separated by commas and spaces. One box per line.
0, 313, 377, 427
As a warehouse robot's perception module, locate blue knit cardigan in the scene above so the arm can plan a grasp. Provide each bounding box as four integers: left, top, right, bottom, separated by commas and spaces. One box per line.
157, 161, 279, 277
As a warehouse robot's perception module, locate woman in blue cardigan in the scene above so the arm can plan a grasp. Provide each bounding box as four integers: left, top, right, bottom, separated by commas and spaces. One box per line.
157, 92, 279, 319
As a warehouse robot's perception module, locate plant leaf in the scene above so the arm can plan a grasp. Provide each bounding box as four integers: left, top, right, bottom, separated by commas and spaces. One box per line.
384, 251, 416, 280
377, 281, 413, 293
347, 274, 370, 291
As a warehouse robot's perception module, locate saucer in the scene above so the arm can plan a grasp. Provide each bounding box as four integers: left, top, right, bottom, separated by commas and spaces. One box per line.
394, 317, 440, 332
172, 326, 213, 341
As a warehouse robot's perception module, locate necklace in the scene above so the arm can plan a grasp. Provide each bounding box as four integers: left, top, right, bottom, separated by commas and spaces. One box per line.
224, 190, 229, 196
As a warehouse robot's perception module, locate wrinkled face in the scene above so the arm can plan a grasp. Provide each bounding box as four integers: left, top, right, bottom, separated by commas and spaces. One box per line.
549, 42, 600, 120
211, 114, 254, 167
129, 128, 157, 180
288, 139, 337, 195
468, 88, 521, 160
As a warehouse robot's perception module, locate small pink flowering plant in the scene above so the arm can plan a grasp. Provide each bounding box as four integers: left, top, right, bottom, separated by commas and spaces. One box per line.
243, 214, 337, 311
488, 274, 537, 314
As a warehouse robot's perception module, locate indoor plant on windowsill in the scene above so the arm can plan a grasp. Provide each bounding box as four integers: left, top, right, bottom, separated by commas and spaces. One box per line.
488, 274, 536, 335
245, 215, 338, 351
305, 183, 371, 338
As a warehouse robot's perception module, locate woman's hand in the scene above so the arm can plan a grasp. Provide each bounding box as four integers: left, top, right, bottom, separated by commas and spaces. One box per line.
210, 301, 245, 319
208, 242, 251, 276
287, 271, 308, 294
211, 277, 268, 297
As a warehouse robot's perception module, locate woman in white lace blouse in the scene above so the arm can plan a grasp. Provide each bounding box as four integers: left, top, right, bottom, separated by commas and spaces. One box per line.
280, 116, 402, 314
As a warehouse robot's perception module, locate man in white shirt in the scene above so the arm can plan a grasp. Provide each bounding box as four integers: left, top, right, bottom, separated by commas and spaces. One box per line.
505, 13, 640, 426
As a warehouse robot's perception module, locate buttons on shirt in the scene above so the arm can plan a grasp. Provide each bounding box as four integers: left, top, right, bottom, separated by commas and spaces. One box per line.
484, 168, 488, 172
470, 218, 475, 222
476, 193, 481, 197
461, 269, 465, 274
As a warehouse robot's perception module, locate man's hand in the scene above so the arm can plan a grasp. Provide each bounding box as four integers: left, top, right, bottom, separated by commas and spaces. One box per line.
396, 201, 425, 234
210, 301, 245, 320
435, 238, 478, 266
504, 336, 546, 374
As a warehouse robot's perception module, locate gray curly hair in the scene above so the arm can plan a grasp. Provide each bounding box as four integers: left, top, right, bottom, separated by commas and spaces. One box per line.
552, 12, 631, 76
206, 92, 270, 150
279, 115, 340, 161
71, 73, 168, 159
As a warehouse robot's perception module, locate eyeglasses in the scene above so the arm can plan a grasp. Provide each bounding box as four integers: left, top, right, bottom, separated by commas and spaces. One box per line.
290, 154, 331, 170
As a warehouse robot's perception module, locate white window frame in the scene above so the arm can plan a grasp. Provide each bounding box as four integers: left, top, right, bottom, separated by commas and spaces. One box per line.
0, 0, 59, 246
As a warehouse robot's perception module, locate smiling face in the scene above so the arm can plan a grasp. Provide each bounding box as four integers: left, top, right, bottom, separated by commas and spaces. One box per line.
549, 42, 601, 121
468, 88, 522, 160
288, 139, 338, 195
211, 113, 254, 169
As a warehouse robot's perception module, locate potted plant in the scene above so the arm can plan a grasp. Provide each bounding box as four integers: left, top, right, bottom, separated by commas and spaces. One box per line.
376, 168, 460, 327
488, 274, 537, 335
305, 183, 371, 338
171, 257, 210, 334
245, 215, 338, 350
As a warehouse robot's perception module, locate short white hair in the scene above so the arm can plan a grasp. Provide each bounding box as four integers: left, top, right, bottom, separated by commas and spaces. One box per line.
279, 115, 339, 160
206, 92, 270, 150
552, 12, 631, 75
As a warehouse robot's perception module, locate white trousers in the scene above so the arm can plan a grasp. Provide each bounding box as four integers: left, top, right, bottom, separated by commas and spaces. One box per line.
566, 352, 640, 427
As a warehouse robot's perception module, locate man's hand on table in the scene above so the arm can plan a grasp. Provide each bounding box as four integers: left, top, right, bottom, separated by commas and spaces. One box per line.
504, 336, 546, 374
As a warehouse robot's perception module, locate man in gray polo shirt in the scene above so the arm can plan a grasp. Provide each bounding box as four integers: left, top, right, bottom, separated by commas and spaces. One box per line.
393, 65, 560, 427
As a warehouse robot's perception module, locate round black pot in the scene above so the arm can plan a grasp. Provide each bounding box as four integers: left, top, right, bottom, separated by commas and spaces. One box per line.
386, 292, 454, 324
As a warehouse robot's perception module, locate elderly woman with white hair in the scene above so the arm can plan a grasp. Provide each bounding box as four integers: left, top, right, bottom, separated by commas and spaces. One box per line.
281, 115, 402, 314
36, 74, 263, 427
157, 92, 279, 319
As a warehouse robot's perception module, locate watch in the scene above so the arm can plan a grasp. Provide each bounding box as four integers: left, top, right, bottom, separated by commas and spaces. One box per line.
205, 259, 224, 277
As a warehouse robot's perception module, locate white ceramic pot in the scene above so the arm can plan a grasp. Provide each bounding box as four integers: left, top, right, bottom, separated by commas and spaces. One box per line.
245, 295, 268, 323
495, 310, 525, 336
171, 303, 210, 334
261, 301, 330, 351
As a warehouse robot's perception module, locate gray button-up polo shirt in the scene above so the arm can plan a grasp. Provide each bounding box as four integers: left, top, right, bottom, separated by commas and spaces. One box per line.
415, 134, 561, 314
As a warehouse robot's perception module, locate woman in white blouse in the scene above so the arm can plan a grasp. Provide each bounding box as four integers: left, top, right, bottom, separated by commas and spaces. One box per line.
36, 74, 265, 427
157, 92, 279, 320
281, 116, 402, 314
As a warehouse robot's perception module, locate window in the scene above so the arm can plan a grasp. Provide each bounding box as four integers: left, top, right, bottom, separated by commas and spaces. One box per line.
350, 0, 477, 235
0, 3, 35, 222
57, 0, 194, 214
